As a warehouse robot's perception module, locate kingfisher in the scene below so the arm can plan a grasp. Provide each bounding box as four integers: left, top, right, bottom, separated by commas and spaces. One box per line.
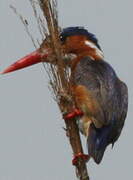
1, 27, 128, 164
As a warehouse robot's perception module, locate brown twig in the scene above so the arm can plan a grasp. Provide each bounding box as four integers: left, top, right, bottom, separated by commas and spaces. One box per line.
38, 0, 90, 179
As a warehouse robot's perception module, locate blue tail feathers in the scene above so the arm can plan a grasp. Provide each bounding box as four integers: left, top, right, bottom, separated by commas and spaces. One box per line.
87, 124, 112, 164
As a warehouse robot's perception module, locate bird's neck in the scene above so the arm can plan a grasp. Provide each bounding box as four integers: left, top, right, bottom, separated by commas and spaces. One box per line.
71, 41, 104, 71
77, 40, 104, 60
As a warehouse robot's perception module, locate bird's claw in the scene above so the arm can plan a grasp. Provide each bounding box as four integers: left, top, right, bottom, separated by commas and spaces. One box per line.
63, 108, 83, 120
72, 153, 90, 166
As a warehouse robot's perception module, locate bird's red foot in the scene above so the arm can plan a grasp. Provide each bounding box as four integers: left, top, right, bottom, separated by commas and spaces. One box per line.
64, 108, 83, 120
72, 153, 89, 166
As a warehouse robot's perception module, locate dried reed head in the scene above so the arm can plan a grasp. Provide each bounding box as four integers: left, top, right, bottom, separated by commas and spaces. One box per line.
31, 0, 75, 111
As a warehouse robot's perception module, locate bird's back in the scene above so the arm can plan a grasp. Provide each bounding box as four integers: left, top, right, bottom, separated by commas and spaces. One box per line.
72, 57, 128, 163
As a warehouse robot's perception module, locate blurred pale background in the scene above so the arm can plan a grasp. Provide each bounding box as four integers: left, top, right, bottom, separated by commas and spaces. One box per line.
0, 0, 132, 180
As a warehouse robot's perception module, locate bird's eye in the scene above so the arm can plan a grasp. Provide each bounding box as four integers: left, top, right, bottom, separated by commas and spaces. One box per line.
60, 35, 63, 41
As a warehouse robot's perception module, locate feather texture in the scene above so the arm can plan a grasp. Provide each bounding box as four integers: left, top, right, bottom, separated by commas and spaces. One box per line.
72, 57, 128, 163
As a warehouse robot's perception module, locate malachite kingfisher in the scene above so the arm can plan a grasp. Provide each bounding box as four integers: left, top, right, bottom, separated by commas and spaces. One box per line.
1, 27, 128, 164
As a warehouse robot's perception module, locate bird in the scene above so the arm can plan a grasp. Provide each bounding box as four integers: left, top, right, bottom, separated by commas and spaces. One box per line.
1, 26, 128, 164
60, 27, 128, 164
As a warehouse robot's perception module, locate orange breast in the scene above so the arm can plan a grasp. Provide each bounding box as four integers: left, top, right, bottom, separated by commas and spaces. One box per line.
73, 85, 103, 132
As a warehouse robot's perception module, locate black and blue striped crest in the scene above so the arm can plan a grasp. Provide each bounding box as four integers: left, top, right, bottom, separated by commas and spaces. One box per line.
60, 27, 101, 49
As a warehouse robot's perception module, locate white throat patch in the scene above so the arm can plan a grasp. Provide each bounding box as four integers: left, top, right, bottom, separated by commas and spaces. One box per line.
85, 40, 104, 59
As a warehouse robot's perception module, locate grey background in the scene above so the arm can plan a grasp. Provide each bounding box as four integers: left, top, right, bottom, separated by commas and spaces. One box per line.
0, 0, 132, 179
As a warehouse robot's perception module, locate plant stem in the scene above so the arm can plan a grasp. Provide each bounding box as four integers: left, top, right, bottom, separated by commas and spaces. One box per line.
39, 0, 90, 179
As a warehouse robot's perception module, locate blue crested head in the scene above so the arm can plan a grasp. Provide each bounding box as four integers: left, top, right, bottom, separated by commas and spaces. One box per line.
60, 26, 101, 50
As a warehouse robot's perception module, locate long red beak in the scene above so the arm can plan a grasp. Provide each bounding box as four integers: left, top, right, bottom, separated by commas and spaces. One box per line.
1, 48, 50, 74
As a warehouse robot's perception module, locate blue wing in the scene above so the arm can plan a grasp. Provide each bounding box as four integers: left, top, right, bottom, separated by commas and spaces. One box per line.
73, 57, 128, 163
